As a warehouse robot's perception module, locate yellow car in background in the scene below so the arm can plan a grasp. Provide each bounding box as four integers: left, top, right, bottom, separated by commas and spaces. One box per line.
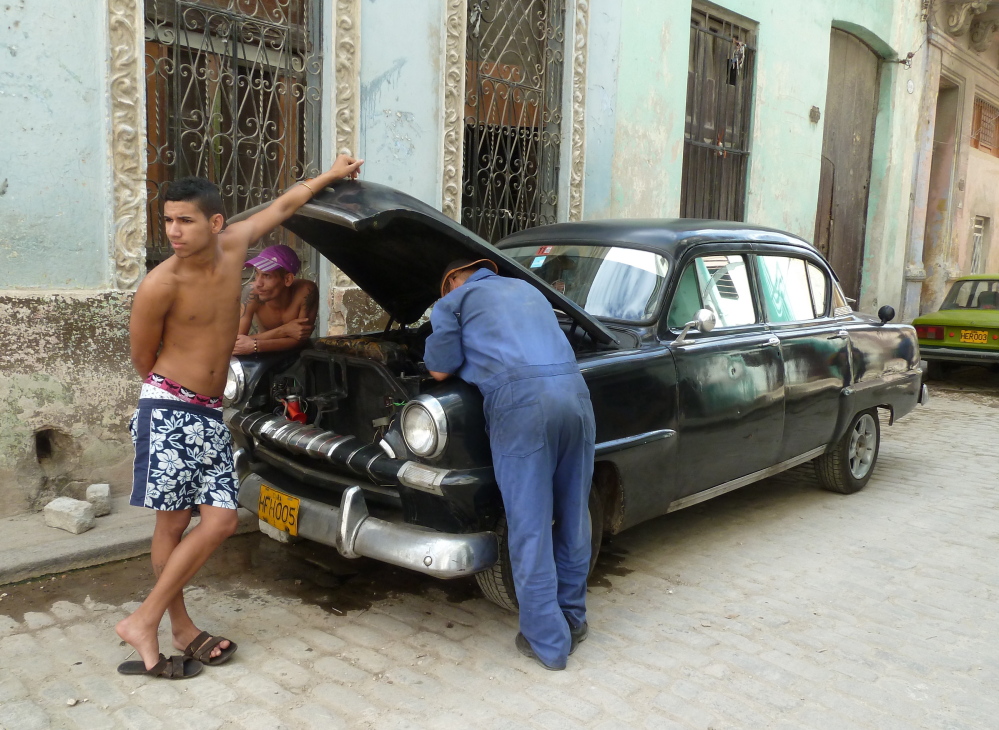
913, 275, 999, 379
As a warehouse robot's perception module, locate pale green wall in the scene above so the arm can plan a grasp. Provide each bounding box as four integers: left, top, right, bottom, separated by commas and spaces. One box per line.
0, 2, 111, 288
583, 0, 924, 313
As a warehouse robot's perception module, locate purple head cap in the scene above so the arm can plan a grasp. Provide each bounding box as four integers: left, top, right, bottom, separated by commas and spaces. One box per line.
244, 244, 301, 275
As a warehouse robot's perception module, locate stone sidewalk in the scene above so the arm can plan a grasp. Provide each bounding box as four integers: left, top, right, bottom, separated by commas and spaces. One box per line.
0, 497, 258, 585
1, 388, 997, 729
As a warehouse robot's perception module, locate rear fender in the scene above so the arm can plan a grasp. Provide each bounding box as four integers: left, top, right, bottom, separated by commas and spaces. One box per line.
830, 372, 920, 444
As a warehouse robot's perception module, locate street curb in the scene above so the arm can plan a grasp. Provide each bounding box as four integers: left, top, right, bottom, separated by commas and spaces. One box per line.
0, 502, 258, 586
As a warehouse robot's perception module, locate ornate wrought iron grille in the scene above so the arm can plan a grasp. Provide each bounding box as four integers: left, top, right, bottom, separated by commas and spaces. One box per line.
462, 0, 566, 243
144, 0, 322, 269
681, 7, 756, 221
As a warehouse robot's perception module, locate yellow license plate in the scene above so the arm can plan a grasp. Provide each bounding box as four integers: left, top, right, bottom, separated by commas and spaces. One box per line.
959, 329, 989, 344
258, 484, 300, 536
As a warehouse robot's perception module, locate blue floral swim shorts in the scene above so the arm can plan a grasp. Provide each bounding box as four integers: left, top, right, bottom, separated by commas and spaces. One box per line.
129, 397, 238, 511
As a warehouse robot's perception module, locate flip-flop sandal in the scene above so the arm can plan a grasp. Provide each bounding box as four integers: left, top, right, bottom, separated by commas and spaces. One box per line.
117, 653, 203, 679
183, 631, 238, 666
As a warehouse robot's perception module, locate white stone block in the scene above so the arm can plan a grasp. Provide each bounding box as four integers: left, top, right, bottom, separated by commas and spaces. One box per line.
44, 497, 96, 534
258, 519, 297, 543
86, 483, 112, 517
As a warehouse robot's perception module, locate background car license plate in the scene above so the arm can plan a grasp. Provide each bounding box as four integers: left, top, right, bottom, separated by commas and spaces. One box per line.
258, 484, 300, 536
959, 329, 988, 344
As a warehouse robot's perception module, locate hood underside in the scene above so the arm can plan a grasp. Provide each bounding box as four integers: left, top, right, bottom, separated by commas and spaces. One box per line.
233, 180, 619, 346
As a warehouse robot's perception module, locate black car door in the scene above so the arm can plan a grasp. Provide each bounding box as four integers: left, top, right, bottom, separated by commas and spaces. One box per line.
754, 252, 851, 462
664, 251, 786, 498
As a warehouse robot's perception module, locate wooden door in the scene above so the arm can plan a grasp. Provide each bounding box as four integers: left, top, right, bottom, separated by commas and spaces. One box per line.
815, 30, 881, 300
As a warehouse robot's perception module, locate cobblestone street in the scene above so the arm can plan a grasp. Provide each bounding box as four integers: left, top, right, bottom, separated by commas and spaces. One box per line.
1, 378, 997, 730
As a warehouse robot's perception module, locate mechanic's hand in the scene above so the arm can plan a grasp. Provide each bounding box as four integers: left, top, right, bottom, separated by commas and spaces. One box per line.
280, 318, 315, 341
233, 334, 255, 356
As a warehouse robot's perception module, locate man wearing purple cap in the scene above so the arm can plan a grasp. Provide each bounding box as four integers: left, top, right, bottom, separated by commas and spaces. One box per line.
233, 244, 319, 355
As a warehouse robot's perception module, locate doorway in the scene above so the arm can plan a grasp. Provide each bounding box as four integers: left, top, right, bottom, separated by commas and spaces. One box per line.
813, 29, 881, 301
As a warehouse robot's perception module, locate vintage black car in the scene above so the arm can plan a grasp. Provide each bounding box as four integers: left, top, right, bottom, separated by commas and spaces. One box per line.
224, 181, 927, 610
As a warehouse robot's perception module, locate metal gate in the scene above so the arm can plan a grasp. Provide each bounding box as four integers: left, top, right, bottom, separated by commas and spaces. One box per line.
144, 0, 322, 269
462, 0, 566, 243
681, 7, 756, 221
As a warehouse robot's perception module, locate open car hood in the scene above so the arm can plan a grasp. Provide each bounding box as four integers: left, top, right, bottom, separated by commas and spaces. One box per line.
232, 180, 619, 346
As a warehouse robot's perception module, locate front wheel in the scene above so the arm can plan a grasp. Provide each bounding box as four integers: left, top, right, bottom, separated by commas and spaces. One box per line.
475, 485, 604, 612
814, 409, 881, 494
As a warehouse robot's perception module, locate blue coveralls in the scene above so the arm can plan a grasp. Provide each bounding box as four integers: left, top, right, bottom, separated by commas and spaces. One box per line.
424, 268, 596, 668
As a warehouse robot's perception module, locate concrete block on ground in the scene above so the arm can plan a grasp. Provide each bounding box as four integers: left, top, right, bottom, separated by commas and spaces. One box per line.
85, 484, 112, 517
43, 498, 96, 534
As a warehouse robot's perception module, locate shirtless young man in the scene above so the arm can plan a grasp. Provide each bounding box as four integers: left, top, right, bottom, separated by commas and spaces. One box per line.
117, 154, 362, 679
232, 245, 319, 355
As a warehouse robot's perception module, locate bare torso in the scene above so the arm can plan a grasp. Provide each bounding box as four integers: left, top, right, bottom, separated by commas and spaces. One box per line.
148, 245, 244, 397
255, 279, 317, 331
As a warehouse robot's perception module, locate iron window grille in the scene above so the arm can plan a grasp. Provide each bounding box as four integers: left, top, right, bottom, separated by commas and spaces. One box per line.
681, 6, 757, 221
144, 0, 323, 271
971, 96, 999, 156
461, 0, 566, 243
971, 216, 988, 274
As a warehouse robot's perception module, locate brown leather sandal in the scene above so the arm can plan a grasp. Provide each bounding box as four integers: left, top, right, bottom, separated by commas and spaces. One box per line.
183, 631, 238, 666
117, 653, 203, 679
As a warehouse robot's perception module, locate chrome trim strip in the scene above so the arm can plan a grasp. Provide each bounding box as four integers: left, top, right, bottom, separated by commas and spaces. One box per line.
666, 445, 827, 513
595, 429, 675, 457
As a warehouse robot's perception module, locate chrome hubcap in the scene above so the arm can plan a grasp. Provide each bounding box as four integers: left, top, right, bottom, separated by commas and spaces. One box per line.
848, 414, 877, 479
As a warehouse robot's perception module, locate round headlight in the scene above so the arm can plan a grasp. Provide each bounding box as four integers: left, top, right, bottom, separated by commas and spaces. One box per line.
401, 395, 448, 459
223, 357, 245, 406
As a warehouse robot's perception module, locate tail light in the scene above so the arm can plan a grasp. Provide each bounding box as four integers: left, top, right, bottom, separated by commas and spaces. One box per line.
915, 325, 945, 340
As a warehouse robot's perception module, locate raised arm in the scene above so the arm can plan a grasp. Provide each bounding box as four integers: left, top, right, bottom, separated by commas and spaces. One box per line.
129, 271, 176, 378
221, 154, 363, 254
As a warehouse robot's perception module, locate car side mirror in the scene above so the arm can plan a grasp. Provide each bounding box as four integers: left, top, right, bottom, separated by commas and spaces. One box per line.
877, 305, 895, 325
675, 308, 716, 346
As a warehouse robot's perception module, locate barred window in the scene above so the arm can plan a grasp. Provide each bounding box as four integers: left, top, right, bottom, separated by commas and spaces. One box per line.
971, 96, 999, 156
144, 0, 323, 270
681, 5, 757, 221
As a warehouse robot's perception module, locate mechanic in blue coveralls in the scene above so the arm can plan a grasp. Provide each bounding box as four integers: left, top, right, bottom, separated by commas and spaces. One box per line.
423, 258, 596, 670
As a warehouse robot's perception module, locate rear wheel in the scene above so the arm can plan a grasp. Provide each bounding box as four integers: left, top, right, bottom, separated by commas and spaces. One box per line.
814, 408, 880, 494
475, 485, 604, 612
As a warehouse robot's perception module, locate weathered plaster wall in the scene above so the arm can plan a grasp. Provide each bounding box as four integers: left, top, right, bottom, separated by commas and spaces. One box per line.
322, 0, 446, 336
584, 0, 686, 220
581, 0, 923, 315
358, 0, 445, 210
0, 1, 112, 288
0, 293, 138, 515
962, 149, 999, 272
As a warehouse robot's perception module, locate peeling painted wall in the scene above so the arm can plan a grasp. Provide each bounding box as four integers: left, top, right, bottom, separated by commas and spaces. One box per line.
0, 293, 138, 515
324, 0, 447, 335
0, 1, 112, 289
582, 0, 924, 316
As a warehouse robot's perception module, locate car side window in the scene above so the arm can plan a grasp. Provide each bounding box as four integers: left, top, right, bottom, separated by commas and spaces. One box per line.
757, 256, 816, 322
806, 263, 829, 317
667, 254, 756, 329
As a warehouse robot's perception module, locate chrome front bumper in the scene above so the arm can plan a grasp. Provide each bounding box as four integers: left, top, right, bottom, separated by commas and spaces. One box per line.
236, 469, 499, 579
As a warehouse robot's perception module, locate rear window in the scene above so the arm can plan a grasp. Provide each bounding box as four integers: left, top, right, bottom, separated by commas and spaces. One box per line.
942, 280, 999, 309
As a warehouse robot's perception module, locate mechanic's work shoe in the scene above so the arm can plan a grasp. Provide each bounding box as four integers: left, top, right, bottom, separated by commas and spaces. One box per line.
515, 633, 565, 670
569, 621, 589, 655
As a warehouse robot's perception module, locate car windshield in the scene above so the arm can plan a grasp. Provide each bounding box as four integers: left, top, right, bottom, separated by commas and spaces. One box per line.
504, 244, 670, 321
941, 279, 999, 310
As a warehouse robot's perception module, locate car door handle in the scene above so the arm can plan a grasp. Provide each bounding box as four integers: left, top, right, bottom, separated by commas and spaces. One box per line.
827, 330, 849, 341
767, 336, 780, 346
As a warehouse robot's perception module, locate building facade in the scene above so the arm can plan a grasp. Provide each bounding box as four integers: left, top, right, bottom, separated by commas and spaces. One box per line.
0, 0, 926, 515
905, 0, 999, 319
